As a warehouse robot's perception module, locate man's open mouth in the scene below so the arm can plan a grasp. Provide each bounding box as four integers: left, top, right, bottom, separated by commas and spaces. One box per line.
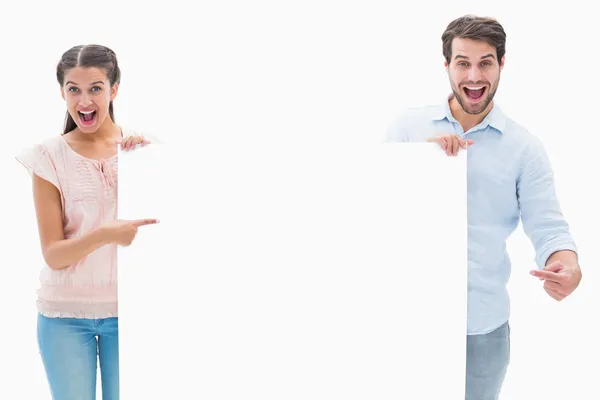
463, 86, 486, 101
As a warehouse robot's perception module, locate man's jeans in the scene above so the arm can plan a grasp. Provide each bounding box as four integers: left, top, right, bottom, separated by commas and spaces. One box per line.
466, 321, 510, 400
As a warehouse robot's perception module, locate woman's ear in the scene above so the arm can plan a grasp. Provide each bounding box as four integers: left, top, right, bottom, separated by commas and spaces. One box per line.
110, 83, 119, 101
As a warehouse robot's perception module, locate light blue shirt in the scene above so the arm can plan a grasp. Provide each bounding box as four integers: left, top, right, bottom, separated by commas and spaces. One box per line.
385, 96, 577, 335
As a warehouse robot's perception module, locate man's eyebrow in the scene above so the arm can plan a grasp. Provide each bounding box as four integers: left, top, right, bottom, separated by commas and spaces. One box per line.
454, 53, 496, 60
65, 81, 105, 86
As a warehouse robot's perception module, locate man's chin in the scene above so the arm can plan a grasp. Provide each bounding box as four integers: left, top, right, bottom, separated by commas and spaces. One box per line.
463, 105, 487, 115
458, 95, 491, 115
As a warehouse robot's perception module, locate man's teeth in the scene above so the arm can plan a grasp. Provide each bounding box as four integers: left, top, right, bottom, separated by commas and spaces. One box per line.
465, 86, 484, 90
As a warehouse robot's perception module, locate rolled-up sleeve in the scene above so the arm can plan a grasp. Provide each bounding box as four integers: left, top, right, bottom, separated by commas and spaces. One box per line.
517, 140, 577, 269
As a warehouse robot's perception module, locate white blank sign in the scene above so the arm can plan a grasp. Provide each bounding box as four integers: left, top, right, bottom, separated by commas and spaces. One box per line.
118, 143, 467, 399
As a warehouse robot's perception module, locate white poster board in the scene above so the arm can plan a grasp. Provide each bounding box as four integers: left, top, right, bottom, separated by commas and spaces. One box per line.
118, 143, 467, 399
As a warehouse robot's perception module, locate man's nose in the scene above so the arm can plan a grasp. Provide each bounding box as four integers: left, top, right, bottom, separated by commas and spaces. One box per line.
467, 66, 483, 82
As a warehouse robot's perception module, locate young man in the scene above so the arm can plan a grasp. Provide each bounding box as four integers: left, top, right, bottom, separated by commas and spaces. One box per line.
384, 15, 582, 400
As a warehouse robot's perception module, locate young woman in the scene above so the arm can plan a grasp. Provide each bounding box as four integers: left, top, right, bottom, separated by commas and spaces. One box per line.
16, 44, 159, 400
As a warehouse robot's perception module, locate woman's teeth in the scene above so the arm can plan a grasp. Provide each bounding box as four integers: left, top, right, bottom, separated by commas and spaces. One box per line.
78, 110, 96, 123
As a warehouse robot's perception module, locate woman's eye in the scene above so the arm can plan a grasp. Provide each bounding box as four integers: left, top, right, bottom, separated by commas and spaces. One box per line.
91, 86, 102, 92
68, 87, 79, 92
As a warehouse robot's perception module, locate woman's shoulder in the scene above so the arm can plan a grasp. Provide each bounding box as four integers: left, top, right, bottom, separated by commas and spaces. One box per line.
19, 135, 68, 161
15, 134, 69, 189
37, 134, 68, 151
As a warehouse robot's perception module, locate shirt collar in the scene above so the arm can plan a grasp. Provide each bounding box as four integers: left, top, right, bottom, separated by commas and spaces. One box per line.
432, 93, 506, 134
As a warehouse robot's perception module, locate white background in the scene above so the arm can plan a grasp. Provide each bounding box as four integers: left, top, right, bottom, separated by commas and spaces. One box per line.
1, 0, 598, 399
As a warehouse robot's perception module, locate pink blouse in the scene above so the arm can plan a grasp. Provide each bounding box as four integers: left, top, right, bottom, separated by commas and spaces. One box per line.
16, 131, 132, 319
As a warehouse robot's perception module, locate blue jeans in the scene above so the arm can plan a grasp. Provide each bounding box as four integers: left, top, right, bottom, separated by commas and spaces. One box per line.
37, 313, 119, 400
465, 321, 510, 400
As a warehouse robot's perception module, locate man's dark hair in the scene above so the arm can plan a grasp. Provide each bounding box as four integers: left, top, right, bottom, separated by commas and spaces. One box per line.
442, 15, 506, 64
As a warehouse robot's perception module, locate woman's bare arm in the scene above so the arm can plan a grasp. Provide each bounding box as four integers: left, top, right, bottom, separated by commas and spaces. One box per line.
32, 174, 110, 270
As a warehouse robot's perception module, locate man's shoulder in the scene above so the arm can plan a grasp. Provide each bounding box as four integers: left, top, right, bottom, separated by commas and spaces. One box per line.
501, 114, 542, 148
496, 113, 547, 167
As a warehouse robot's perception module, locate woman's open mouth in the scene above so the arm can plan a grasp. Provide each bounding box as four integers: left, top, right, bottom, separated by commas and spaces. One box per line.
463, 86, 486, 102
78, 110, 97, 126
